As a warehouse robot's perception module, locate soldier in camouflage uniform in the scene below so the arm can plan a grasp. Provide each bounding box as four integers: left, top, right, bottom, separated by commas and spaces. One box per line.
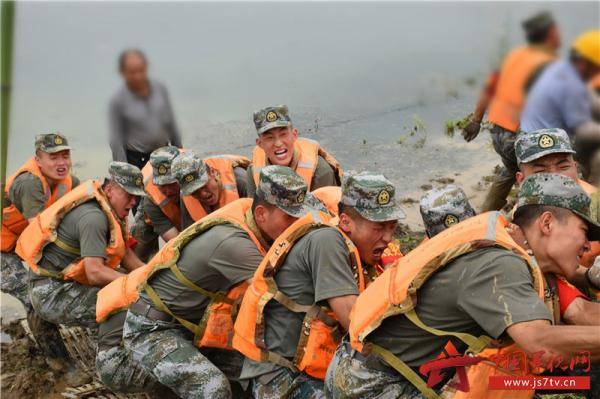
131, 146, 181, 261
326, 173, 600, 399
1, 133, 79, 365
241, 172, 405, 399
123, 166, 317, 399
173, 150, 248, 229
26, 162, 146, 328
419, 185, 476, 238
246, 105, 340, 196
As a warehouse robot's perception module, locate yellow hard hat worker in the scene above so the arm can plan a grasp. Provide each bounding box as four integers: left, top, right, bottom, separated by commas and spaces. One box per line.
572, 29, 600, 66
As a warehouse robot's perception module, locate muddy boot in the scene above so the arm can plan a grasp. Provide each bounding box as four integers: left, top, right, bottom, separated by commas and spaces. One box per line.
26, 308, 70, 362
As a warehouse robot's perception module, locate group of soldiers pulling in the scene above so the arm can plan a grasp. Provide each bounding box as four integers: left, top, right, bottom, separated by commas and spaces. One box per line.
2, 100, 600, 399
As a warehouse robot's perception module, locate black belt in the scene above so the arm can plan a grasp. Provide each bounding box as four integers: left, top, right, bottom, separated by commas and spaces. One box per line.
129, 300, 175, 323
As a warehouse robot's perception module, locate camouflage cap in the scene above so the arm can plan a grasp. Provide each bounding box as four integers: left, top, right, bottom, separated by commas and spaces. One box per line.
256, 165, 317, 218
35, 132, 71, 154
253, 105, 292, 135
522, 11, 554, 36
108, 161, 146, 196
171, 151, 209, 196
516, 173, 600, 240
419, 185, 476, 238
515, 128, 575, 164
341, 171, 406, 222
150, 146, 180, 185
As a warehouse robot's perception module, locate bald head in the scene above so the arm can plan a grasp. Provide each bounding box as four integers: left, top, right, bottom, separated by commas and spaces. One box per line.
119, 49, 147, 72
119, 49, 149, 94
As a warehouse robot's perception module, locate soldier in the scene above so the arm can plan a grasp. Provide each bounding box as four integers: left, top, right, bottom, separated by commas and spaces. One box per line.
327, 173, 600, 399
462, 11, 560, 211
16, 162, 146, 328
121, 166, 316, 398
419, 185, 476, 239
1, 132, 78, 365
247, 105, 342, 196
234, 172, 405, 398
172, 150, 250, 229
131, 146, 182, 261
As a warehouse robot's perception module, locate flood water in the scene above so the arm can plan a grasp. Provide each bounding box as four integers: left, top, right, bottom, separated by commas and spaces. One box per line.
6, 1, 600, 218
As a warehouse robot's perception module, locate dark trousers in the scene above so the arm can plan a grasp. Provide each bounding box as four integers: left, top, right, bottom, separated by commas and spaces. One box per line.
126, 150, 151, 215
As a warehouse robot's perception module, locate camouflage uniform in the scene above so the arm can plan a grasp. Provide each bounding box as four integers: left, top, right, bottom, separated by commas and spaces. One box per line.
2, 133, 75, 361
419, 185, 476, 238
132, 146, 180, 261
245, 172, 404, 399
29, 162, 145, 328
123, 166, 317, 399
514, 128, 576, 164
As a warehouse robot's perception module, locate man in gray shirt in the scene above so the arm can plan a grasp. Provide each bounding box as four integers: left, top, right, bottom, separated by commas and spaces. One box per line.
109, 49, 182, 169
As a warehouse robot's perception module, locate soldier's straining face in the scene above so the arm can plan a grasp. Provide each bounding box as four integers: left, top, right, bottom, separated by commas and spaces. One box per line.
543, 212, 590, 279
254, 205, 297, 241
35, 150, 72, 183
158, 182, 179, 199
340, 212, 397, 266
194, 172, 220, 208
105, 183, 138, 219
517, 154, 578, 184
256, 127, 298, 167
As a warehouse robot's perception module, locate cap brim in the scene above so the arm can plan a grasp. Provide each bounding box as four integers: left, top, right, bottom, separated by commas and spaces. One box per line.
43, 145, 72, 153
519, 148, 576, 164
120, 185, 146, 197
573, 210, 600, 241
355, 204, 406, 222
180, 176, 209, 196
277, 193, 322, 218
257, 121, 292, 135
153, 175, 178, 186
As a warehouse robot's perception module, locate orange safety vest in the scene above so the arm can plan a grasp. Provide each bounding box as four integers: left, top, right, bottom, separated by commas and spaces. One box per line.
488, 46, 556, 132
15, 180, 126, 285
95, 198, 267, 350
252, 138, 343, 191
140, 161, 182, 231
1, 157, 73, 252
349, 212, 545, 399
233, 210, 375, 380
181, 155, 250, 222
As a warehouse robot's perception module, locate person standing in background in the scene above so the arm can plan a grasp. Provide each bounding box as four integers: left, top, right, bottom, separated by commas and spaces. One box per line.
109, 49, 182, 170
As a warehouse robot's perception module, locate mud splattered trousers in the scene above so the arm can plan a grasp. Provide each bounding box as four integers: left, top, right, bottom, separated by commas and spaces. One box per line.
1, 253, 69, 360
29, 275, 99, 328
130, 210, 159, 263
325, 341, 425, 399
481, 125, 519, 212
122, 307, 233, 399
249, 368, 325, 399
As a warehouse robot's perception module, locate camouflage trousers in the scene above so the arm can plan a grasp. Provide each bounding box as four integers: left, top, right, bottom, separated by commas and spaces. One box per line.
96, 346, 166, 394
2, 253, 70, 360
482, 126, 518, 212
30, 276, 99, 328
1, 251, 31, 309
131, 211, 159, 263
250, 368, 325, 399
123, 309, 233, 398
325, 341, 425, 399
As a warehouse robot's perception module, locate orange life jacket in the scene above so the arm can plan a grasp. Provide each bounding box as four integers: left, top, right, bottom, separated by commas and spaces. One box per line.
2, 157, 73, 252
15, 180, 126, 285
95, 198, 267, 350
233, 211, 375, 380
488, 46, 556, 132
252, 138, 342, 191
181, 155, 250, 222
140, 159, 182, 231
349, 212, 545, 399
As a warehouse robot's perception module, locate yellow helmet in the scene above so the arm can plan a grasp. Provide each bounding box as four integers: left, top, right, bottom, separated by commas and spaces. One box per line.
572, 30, 600, 66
